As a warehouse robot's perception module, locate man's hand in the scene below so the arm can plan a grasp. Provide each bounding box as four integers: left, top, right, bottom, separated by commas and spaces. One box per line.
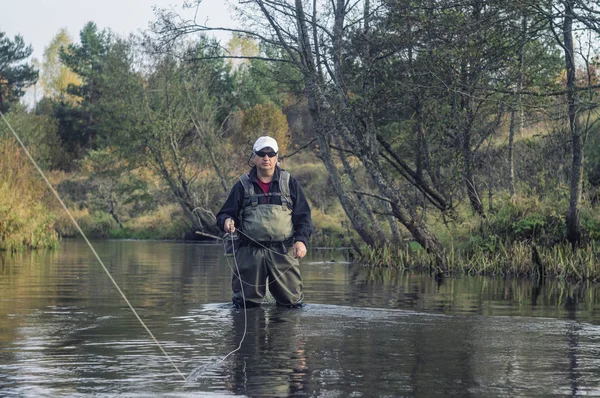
224, 218, 236, 233
293, 241, 307, 259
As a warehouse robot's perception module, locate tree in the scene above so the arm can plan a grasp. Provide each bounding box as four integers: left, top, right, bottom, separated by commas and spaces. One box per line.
57, 22, 111, 158
546, 0, 600, 247
231, 43, 303, 110
101, 40, 235, 235
78, 148, 155, 228
0, 32, 38, 112
0, 104, 62, 169
39, 28, 82, 104
238, 103, 290, 153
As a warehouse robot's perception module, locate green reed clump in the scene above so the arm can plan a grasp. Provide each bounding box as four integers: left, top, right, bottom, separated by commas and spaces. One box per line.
357, 240, 600, 282
536, 243, 600, 281
358, 243, 412, 267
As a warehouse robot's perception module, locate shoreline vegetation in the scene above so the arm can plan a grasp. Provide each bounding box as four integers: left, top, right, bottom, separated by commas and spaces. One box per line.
3, 136, 600, 282
2, 2, 600, 285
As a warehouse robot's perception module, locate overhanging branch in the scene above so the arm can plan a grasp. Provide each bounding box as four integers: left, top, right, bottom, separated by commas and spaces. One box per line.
353, 190, 393, 204
280, 138, 316, 160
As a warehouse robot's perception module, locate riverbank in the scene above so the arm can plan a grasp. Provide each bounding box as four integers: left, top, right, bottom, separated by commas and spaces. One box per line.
360, 241, 600, 282
3, 132, 600, 283
28, 190, 600, 283
4, 169, 600, 283
359, 192, 600, 281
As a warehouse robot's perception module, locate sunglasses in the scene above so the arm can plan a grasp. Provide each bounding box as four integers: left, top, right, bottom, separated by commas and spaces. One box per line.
255, 150, 278, 158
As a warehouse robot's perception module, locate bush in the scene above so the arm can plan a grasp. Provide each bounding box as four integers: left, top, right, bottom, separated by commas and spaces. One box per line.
233, 103, 291, 154
0, 137, 59, 250
310, 204, 354, 247
114, 204, 188, 239
480, 194, 567, 248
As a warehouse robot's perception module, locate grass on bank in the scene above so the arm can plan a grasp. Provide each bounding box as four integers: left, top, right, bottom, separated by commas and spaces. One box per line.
360, 241, 600, 282
359, 191, 600, 281
54, 204, 189, 240
4, 124, 600, 285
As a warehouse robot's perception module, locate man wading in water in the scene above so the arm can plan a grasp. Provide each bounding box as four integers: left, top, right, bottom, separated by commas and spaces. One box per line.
217, 136, 312, 308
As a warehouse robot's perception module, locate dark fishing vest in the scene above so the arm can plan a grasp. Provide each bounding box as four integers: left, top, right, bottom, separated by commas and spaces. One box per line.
238, 171, 294, 242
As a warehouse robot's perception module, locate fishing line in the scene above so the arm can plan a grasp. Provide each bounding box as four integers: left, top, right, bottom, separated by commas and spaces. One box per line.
186, 233, 248, 382
195, 226, 301, 288
227, 229, 300, 288
0, 111, 187, 382
218, 233, 248, 362
188, 226, 302, 380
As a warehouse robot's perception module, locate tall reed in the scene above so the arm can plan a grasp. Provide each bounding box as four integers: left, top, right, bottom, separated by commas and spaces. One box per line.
358, 241, 600, 282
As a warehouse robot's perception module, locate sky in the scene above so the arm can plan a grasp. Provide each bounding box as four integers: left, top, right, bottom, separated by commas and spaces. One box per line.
1, 0, 238, 105
1, 0, 236, 61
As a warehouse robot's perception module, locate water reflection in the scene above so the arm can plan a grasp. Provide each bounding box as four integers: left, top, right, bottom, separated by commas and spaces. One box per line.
222, 307, 308, 396
2, 240, 600, 396
341, 265, 600, 321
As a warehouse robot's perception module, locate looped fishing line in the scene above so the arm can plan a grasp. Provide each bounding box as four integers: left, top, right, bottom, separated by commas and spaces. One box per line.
215, 234, 248, 359
223, 229, 300, 288
191, 212, 301, 289
188, 217, 303, 380
186, 233, 248, 382
0, 111, 187, 382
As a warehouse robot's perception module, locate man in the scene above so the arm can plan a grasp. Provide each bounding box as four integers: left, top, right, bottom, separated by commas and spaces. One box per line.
217, 136, 312, 308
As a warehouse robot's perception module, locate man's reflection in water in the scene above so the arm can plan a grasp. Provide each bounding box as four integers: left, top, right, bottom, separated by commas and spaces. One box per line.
224, 305, 308, 397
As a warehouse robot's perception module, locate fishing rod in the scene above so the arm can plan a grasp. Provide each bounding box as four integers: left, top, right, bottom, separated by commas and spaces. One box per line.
0, 111, 305, 382
0, 111, 188, 381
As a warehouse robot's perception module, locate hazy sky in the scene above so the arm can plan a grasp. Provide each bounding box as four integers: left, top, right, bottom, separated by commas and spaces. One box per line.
1, 0, 236, 62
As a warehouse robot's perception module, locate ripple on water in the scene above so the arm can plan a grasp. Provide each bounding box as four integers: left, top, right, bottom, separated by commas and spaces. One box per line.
3, 241, 600, 397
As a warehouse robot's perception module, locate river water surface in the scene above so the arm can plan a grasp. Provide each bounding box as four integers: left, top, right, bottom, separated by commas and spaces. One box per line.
2, 239, 600, 397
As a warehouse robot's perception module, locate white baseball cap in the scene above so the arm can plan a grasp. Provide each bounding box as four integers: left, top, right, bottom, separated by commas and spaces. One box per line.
253, 136, 279, 153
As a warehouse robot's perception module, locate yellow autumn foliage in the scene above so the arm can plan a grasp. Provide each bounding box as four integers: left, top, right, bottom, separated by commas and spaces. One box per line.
0, 136, 58, 250
39, 28, 82, 105
236, 103, 291, 154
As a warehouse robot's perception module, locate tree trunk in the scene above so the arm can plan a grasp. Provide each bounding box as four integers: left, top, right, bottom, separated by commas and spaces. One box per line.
108, 192, 123, 229
508, 12, 526, 198
377, 135, 448, 212
463, 127, 485, 217
305, 0, 443, 256
310, 102, 381, 247
292, 0, 383, 248
563, 0, 583, 247
387, 203, 403, 244
336, 136, 388, 244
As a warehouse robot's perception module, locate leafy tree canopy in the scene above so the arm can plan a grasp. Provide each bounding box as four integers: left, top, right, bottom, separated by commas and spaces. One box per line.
39, 28, 82, 104
0, 31, 38, 112
238, 103, 290, 154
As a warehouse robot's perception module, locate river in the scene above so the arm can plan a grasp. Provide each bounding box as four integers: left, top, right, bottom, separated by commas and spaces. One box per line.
1, 239, 600, 396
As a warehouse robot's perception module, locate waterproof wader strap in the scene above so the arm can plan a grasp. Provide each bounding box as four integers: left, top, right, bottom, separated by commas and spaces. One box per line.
279, 171, 293, 209
239, 171, 293, 209
239, 173, 258, 207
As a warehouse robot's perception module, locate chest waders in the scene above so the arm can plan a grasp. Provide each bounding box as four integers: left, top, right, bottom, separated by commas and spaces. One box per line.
231, 171, 304, 308
238, 171, 293, 242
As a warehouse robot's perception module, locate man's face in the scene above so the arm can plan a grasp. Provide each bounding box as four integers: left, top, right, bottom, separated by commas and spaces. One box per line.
253, 146, 277, 173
